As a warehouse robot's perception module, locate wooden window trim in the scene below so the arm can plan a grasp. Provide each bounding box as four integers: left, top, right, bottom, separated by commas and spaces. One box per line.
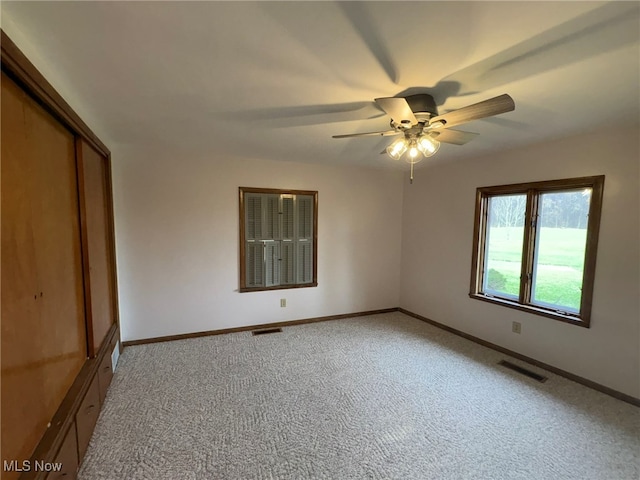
239, 187, 318, 292
469, 175, 605, 327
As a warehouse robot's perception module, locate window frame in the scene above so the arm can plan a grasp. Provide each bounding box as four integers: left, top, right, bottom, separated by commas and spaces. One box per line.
239, 187, 318, 293
469, 176, 605, 327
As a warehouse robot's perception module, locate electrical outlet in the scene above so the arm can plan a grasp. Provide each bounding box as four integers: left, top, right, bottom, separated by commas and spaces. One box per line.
280, 298, 286, 308
512, 321, 522, 334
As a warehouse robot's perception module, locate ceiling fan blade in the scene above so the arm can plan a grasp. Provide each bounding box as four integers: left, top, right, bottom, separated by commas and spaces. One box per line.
375, 97, 418, 126
430, 94, 515, 129
431, 129, 479, 145
332, 130, 399, 139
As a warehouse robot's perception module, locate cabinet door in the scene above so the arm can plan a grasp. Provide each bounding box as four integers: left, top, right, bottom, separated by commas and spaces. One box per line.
75, 375, 101, 462
1, 72, 87, 475
46, 423, 79, 480
77, 139, 116, 356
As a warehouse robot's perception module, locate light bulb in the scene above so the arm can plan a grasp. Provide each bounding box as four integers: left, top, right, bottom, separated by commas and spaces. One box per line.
386, 138, 408, 160
409, 146, 418, 158
417, 135, 440, 157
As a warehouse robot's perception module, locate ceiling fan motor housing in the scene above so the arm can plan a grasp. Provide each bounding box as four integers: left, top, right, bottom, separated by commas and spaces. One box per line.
390, 93, 439, 129
405, 94, 438, 118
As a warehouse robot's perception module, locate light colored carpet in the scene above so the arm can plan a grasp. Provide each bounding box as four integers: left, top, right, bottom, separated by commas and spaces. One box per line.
78, 312, 639, 480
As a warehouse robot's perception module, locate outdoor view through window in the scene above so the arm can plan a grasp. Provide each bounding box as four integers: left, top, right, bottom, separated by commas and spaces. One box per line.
531, 190, 591, 311
484, 190, 591, 312
483, 194, 527, 300
471, 176, 604, 326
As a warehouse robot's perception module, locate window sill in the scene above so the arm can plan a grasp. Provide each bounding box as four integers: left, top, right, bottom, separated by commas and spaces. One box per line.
240, 282, 318, 293
468, 293, 589, 327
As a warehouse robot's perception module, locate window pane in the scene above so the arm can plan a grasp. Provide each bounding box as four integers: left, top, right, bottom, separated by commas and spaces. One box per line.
483, 194, 526, 299
531, 189, 590, 312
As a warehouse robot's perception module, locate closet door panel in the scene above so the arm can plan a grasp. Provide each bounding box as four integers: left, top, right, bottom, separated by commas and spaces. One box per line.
1, 72, 86, 473
1, 71, 41, 474
78, 139, 116, 355
31, 88, 87, 404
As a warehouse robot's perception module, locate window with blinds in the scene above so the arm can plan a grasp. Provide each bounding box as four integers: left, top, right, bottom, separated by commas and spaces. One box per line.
239, 188, 317, 291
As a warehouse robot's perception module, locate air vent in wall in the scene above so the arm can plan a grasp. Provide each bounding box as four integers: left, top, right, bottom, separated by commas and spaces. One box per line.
252, 328, 283, 336
499, 360, 548, 383
111, 342, 120, 372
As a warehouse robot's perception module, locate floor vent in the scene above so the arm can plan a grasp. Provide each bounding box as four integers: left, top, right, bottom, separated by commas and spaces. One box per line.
252, 327, 283, 336
499, 360, 548, 383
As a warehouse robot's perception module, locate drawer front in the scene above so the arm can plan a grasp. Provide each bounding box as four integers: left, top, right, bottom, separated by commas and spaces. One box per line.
75, 376, 100, 462
97, 343, 114, 404
45, 423, 79, 480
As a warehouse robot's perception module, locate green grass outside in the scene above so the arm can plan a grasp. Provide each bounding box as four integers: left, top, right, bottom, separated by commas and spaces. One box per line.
485, 227, 586, 310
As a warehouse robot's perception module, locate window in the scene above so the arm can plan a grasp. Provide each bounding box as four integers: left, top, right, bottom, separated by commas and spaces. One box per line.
470, 176, 604, 327
239, 187, 317, 292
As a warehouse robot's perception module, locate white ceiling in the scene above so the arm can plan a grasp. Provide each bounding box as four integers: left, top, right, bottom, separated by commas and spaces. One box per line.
2, 1, 639, 170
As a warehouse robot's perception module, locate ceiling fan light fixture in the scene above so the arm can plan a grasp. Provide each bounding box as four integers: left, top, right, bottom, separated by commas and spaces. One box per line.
333, 92, 515, 184
386, 138, 408, 160
417, 135, 440, 157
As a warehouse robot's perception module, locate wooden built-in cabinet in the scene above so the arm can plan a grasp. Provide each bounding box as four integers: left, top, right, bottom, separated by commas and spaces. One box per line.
45, 424, 78, 480
1, 30, 120, 480
77, 140, 118, 358
1, 69, 87, 471
75, 376, 101, 462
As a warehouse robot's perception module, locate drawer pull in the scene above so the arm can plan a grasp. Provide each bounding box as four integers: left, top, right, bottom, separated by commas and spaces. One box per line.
103, 365, 111, 371
85, 404, 96, 413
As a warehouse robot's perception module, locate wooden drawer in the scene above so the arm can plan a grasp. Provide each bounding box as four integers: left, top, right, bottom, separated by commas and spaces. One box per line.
97, 341, 115, 404
45, 423, 78, 480
75, 376, 100, 463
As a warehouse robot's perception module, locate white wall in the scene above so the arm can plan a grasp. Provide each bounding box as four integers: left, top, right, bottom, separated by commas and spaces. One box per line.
111, 148, 404, 342
399, 127, 640, 398
113, 127, 640, 399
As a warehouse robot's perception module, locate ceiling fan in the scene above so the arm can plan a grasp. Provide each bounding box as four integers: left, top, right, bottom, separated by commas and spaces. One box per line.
332, 93, 515, 182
